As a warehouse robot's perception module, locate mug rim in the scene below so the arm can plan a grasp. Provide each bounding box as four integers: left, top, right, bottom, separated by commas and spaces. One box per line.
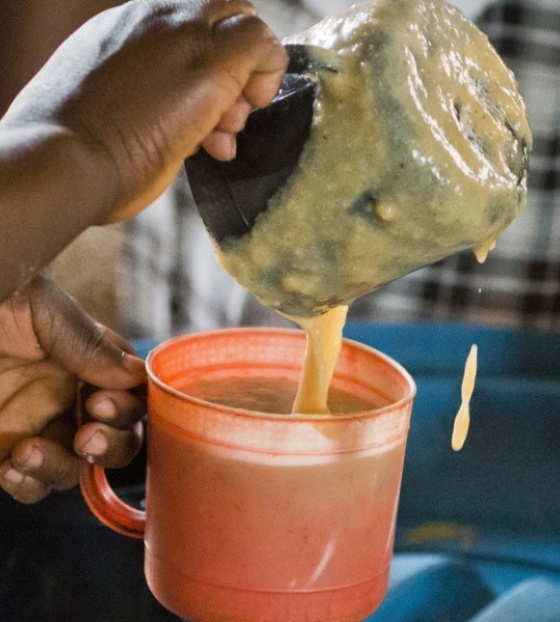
145, 327, 416, 423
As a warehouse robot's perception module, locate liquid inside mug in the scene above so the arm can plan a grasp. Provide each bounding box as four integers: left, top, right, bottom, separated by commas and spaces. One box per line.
80, 328, 416, 622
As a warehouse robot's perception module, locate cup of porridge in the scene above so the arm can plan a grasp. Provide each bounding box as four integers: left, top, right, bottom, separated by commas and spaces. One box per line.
79, 328, 415, 622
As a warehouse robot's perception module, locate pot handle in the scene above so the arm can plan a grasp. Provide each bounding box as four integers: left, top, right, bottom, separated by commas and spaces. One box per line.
77, 384, 146, 539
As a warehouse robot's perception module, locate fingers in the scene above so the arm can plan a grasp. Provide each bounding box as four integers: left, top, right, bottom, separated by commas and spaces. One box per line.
74, 420, 143, 468
29, 276, 146, 389
200, 131, 237, 161
75, 387, 145, 466
0, 278, 147, 503
158, 8, 287, 165
209, 13, 288, 107
0, 438, 79, 503
201, 96, 253, 160
215, 97, 253, 133
85, 387, 146, 430
192, 13, 287, 163
0, 464, 51, 504
0, 387, 145, 503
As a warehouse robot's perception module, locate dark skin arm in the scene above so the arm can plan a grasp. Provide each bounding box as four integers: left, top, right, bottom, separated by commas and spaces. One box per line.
0, 0, 288, 302
0, 0, 288, 503
0, 0, 126, 116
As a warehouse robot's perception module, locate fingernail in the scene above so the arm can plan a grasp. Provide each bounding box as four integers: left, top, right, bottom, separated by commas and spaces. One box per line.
229, 135, 237, 159
3, 468, 25, 485
18, 445, 43, 469
122, 353, 146, 375
92, 398, 117, 420
81, 431, 108, 458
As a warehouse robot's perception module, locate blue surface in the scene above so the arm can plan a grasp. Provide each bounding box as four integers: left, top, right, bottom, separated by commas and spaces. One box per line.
343, 321, 560, 621
344, 321, 560, 534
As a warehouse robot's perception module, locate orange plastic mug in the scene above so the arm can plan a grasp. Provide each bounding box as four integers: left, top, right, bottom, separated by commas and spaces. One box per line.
80, 328, 415, 622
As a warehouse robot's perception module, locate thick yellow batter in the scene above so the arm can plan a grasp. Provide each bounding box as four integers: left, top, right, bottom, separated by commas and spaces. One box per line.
218, 0, 532, 319
214, 0, 531, 416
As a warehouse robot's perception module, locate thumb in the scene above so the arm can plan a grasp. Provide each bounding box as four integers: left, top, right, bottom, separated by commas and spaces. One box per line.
29, 276, 145, 389
178, 12, 288, 154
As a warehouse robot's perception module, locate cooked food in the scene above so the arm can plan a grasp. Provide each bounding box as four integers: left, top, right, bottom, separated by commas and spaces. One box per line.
217, 0, 532, 318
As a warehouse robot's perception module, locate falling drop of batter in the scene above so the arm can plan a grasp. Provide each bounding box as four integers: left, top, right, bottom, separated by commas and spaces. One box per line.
452, 344, 478, 451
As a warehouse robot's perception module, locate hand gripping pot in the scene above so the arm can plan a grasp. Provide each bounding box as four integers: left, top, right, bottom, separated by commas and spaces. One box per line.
79, 328, 416, 622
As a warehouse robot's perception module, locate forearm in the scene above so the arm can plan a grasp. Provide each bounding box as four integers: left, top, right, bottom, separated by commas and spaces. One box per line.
0, 0, 288, 302
0, 121, 118, 301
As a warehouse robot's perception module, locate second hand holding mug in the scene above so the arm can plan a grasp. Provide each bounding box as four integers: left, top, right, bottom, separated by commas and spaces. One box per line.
80, 328, 416, 622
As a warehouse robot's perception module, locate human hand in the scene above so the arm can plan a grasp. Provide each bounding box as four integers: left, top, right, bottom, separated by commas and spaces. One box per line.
3, 0, 288, 223
0, 275, 146, 503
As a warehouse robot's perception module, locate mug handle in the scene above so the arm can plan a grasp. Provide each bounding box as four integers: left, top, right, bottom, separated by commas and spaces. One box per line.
77, 383, 146, 539
79, 461, 146, 539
